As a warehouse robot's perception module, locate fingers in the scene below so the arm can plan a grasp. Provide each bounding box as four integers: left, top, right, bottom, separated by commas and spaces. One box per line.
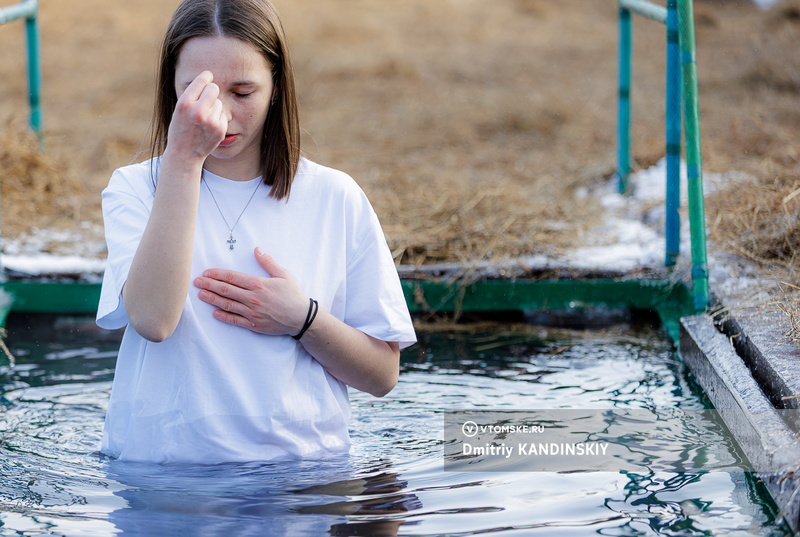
194, 277, 259, 327
210, 308, 255, 329
198, 249, 292, 284
197, 267, 256, 290
194, 272, 290, 334
194, 271, 255, 309
169, 71, 228, 159
195, 79, 224, 122
255, 247, 291, 279
177, 71, 221, 117
195, 250, 308, 335
181, 70, 215, 102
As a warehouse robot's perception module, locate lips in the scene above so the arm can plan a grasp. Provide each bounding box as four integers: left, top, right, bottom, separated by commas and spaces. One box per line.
220, 134, 237, 147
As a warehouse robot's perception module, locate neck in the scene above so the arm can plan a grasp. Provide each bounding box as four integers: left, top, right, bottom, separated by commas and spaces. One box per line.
203, 155, 261, 182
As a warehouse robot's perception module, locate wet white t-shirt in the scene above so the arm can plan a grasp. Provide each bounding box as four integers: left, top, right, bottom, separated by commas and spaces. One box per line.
97, 158, 416, 464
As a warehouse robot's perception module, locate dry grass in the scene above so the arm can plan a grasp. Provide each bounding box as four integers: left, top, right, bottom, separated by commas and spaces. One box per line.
0, 0, 798, 286
285, 0, 621, 265
699, 0, 800, 339
0, 119, 85, 236
707, 171, 800, 340
709, 175, 800, 267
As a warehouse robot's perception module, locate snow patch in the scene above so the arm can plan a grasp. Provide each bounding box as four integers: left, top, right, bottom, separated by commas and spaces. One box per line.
2, 254, 106, 277
753, 0, 781, 9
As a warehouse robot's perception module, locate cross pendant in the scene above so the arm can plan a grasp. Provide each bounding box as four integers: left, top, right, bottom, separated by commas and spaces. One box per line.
227, 233, 236, 250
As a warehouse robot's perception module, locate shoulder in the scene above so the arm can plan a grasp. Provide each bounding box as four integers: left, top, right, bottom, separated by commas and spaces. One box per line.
289, 158, 381, 237
104, 157, 160, 200
111, 157, 160, 181
292, 158, 367, 201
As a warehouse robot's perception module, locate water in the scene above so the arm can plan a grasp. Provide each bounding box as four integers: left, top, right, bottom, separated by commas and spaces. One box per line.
0, 317, 792, 536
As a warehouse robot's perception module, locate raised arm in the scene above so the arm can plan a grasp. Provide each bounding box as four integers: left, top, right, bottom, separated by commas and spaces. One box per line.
124, 71, 227, 342
193, 247, 401, 396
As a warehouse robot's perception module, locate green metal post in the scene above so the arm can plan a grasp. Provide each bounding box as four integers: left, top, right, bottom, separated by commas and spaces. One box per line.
618, 4, 632, 194
0, 0, 42, 144
0, 0, 43, 327
677, 0, 709, 311
25, 0, 43, 145
665, 0, 681, 267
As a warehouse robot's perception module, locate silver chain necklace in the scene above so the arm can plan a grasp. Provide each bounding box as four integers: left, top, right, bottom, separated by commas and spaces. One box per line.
201, 174, 262, 250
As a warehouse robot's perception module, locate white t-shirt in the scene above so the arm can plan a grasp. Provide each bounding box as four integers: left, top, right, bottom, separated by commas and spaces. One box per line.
97, 157, 416, 464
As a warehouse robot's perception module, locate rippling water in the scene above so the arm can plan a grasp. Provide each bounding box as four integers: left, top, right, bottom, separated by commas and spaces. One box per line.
0, 319, 792, 536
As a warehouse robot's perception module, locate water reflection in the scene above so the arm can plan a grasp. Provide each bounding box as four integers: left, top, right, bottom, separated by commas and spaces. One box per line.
102, 457, 419, 536
606, 471, 786, 536
296, 463, 419, 536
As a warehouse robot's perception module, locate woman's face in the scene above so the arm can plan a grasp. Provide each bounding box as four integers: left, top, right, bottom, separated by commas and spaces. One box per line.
175, 35, 274, 181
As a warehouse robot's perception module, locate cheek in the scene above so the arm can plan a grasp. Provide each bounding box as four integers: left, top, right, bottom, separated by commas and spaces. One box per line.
249, 103, 271, 125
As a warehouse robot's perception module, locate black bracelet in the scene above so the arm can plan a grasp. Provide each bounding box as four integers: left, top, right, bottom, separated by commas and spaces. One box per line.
292, 298, 318, 340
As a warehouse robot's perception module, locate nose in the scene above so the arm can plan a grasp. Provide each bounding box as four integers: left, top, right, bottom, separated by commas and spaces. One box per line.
218, 95, 234, 122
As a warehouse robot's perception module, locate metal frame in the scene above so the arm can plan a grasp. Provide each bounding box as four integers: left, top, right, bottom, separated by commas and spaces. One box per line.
0, 0, 42, 142
403, 278, 693, 342
0, 278, 695, 345
617, 0, 708, 311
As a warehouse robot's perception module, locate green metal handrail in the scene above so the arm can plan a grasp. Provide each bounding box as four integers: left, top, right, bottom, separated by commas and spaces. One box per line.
677, 0, 709, 312
0, 0, 42, 292
0, 0, 43, 143
620, 0, 667, 23
617, 0, 708, 312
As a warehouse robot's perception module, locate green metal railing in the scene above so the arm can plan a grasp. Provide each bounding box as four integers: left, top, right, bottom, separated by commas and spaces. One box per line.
0, 0, 43, 334
403, 278, 694, 342
0, 0, 43, 142
617, 0, 708, 312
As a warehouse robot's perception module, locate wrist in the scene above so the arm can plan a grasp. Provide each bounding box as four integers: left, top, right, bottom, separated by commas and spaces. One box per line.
292, 298, 318, 340
160, 147, 206, 178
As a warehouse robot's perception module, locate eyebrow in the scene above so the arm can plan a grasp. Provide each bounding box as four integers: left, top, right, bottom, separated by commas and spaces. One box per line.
179, 80, 261, 90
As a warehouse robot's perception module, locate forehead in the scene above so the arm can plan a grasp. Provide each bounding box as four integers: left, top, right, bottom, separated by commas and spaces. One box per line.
175, 35, 272, 84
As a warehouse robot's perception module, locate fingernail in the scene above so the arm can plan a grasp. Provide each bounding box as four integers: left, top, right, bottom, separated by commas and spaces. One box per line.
255, 247, 264, 256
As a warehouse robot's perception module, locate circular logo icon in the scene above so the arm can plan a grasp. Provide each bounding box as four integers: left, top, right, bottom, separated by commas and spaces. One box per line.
462, 421, 479, 437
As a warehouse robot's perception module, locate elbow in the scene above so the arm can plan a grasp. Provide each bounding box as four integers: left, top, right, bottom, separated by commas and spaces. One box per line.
368, 370, 399, 398
130, 317, 177, 343
122, 286, 180, 342
140, 330, 173, 344
370, 383, 396, 398
368, 342, 400, 397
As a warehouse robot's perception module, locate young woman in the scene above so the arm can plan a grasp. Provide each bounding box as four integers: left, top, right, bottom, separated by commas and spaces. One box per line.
96, 0, 416, 464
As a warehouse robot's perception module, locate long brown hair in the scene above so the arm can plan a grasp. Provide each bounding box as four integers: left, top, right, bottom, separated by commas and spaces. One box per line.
151, 0, 300, 200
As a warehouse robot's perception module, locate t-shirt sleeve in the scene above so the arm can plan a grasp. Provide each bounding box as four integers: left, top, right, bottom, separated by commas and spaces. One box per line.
96, 165, 155, 330
343, 195, 416, 350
